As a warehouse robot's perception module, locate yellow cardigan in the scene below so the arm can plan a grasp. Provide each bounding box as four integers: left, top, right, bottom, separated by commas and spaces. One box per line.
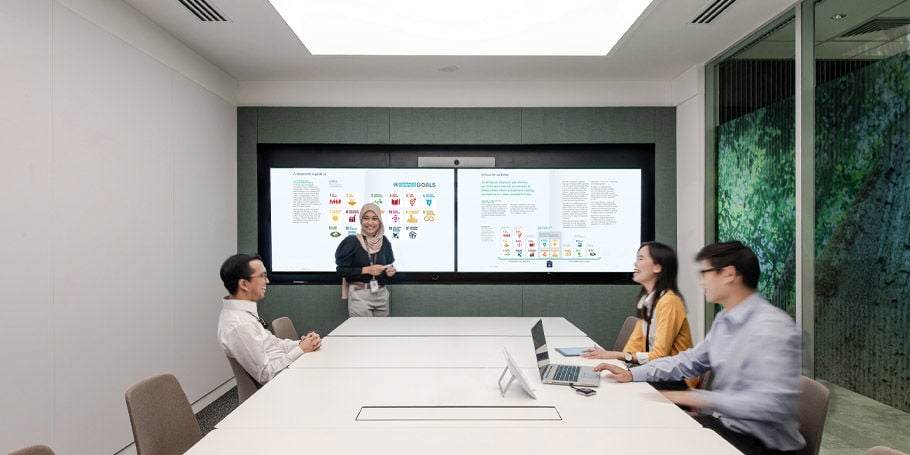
622, 290, 699, 388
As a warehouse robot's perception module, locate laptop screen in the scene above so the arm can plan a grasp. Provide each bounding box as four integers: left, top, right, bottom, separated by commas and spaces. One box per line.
531, 320, 550, 372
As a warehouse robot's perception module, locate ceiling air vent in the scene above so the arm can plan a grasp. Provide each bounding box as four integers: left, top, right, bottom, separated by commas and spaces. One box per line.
179, 0, 228, 22
692, 0, 737, 24
841, 18, 910, 37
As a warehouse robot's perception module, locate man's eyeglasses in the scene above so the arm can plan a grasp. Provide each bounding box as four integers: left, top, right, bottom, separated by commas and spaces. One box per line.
698, 267, 724, 275
244, 272, 268, 280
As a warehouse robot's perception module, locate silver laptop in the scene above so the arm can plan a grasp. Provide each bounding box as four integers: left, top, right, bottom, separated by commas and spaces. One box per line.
531, 319, 600, 387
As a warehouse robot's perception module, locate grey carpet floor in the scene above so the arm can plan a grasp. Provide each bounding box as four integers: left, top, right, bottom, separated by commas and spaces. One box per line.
195, 386, 239, 435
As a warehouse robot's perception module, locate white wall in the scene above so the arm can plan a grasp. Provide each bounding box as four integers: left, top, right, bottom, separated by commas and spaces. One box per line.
239, 80, 674, 107
672, 65, 708, 342
1, 1, 55, 448
0, 1, 237, 453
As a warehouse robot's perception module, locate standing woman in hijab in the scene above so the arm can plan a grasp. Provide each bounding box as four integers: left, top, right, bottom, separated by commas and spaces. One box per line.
335, 203, 396, 317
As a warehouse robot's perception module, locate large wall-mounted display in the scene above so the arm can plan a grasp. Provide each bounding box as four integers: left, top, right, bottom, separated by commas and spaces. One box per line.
258, 143, 654, 284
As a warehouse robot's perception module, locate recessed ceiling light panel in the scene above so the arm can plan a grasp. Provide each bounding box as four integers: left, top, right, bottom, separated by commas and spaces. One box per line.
267, 0, 653, 56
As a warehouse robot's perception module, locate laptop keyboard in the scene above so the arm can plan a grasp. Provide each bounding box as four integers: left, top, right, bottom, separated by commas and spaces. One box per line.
553, 364, 581, 382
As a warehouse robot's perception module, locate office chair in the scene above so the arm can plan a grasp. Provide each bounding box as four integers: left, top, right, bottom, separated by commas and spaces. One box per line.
272, 316, 300, 340
866, 447, 909, 455
227, 355, 262, 404
124, 373, 202, 455
797, 376, 830, 455
700, 369, 715, 390
613, 316, 639, 351
8, 445, 55, 455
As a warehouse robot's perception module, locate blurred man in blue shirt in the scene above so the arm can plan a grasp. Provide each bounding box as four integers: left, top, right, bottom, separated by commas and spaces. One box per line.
596, 241, 805, 455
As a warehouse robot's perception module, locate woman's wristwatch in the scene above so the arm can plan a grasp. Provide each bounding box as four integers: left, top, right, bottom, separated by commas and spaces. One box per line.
623, 352, 634, 363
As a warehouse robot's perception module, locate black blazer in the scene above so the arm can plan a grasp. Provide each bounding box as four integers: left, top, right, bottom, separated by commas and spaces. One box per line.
334, 235, 395, 285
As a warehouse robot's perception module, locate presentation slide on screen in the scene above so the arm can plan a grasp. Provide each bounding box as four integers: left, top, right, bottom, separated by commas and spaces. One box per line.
456, 169, 641, 272
270, 168, 456, 272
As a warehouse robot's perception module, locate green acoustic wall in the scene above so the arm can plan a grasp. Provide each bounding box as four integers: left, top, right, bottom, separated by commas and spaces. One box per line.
237, 107, 677, 348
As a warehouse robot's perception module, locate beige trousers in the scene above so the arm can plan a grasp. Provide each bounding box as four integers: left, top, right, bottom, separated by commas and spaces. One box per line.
347, 285, 390, 317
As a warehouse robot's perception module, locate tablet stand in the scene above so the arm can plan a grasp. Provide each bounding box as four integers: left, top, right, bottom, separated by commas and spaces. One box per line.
498, 366, 518, 397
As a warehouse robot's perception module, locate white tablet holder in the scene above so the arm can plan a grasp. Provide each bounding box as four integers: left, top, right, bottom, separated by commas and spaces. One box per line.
499, 347, 537, 399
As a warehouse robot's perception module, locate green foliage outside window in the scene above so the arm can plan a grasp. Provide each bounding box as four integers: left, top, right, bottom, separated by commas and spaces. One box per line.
716, 52, 909, 412
717, 99, 796, 314
814, 53, 909, 413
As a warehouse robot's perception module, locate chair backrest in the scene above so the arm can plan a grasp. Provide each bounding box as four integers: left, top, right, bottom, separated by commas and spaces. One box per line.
227, 355, 262, 404
797, 376, 830, 455
866, 447, 909, 455
272, 316, 300, 340
700, 369, 715, 390
613, 316, 639, 351
124, 373, 202, 455
8, 445, 55, 455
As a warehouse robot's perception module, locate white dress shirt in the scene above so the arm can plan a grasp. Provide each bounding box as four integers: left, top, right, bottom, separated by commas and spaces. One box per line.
217, 298, 303, 384
635, 291, 656, 364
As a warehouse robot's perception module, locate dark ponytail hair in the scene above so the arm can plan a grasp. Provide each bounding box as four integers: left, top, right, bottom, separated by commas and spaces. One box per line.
635, 242, 684, 321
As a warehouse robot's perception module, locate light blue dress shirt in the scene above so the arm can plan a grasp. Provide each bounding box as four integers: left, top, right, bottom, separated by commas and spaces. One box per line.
630, 292, 806, 451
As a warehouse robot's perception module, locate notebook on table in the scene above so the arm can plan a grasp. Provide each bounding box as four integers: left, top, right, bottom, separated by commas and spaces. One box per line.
555, 347, 587, 357
531, 319, 600, 387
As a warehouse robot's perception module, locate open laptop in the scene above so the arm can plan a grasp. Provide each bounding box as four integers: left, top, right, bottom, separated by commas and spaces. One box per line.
531, 319, 600, 387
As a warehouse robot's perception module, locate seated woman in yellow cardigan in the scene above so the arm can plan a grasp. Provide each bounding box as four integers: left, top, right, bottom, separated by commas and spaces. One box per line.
582, 241, 699, 390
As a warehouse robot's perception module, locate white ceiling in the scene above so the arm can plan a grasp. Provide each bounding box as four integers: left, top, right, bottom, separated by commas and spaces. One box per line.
124, 0, 800, 83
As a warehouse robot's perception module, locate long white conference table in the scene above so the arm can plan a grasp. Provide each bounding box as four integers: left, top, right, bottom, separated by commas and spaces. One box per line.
327, 316, 587, 337
287, 335, 597, 369
187, 317, 741, 454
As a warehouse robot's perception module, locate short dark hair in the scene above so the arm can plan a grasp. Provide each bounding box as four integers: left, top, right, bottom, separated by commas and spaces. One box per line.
695, 241, 760, 289
220, 253, 263, 295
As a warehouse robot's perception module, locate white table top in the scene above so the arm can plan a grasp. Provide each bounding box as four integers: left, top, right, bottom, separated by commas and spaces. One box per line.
202, 317, 740, 454
289, 335, 602, 369
328, 316, 586, 337
187, 427, 742, 455
216, 368, 700, 430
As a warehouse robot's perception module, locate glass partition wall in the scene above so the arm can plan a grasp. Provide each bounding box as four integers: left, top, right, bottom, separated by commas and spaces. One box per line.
812, 0, 909, 414
709, 0, 910, 419
714, 16, 797, 317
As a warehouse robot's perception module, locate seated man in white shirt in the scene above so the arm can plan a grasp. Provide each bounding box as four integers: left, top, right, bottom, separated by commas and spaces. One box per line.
218, 253, 321, 384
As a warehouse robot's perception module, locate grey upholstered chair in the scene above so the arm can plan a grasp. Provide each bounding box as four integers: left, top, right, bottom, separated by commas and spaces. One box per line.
227, 355, 262, 404
797, 376, 830, 455
272, 316, 300, 340
700, 368, 715, 390
866, 446, 910, 455
8, 444, 55, 455
613, 316, 639, 351
124, 373, 202, 455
